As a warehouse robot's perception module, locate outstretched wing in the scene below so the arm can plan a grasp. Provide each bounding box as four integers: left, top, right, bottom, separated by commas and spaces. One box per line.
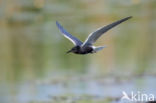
82, 16, 132, 47
56, 21, 83, 46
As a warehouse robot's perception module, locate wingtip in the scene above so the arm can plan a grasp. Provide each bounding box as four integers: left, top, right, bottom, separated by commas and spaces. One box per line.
121, 16, 132, 22
56, 21, 59, 25
56, 21, 62, 28
127, 16, 133, 19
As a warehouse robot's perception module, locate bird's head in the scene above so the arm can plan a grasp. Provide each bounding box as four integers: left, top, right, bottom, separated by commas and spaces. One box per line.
66, 46, 80, 54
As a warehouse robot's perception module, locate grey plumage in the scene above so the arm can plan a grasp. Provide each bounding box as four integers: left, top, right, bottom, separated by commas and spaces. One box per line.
56, 16, 132, 54
82, 16, 132, 48
56, 21, 83, 46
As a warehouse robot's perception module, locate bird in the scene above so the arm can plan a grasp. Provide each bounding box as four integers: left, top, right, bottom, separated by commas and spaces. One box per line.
56, 16, 132, 55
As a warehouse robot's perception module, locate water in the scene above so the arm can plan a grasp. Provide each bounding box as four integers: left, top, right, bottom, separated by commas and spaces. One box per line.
1, 75, 156, 103
0, 0, 155, 103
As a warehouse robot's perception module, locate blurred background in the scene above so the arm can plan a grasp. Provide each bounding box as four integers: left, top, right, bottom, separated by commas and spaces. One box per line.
0, 0, 156, 103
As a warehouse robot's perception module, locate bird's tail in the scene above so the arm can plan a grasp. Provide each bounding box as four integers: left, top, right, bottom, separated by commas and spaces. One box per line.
93, 46, 107, 53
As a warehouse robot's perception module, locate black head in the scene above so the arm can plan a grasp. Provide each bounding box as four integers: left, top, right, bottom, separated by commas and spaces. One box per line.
66, 46, 80, 54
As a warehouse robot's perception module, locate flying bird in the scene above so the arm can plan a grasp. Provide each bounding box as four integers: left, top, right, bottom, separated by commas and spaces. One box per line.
56, 16, 132, 55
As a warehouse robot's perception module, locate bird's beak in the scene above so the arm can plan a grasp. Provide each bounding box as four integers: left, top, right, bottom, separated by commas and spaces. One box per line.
66, 50, 72, 54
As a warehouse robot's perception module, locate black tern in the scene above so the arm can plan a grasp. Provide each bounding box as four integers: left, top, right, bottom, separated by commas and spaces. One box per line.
56, 16, 132, 55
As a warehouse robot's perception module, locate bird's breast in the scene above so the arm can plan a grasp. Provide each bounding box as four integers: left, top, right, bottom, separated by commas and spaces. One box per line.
78, 46, 93, 54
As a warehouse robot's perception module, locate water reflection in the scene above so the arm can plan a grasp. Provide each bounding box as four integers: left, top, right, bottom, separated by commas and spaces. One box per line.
1, 76, 156, 103
0, 0, 155, 103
